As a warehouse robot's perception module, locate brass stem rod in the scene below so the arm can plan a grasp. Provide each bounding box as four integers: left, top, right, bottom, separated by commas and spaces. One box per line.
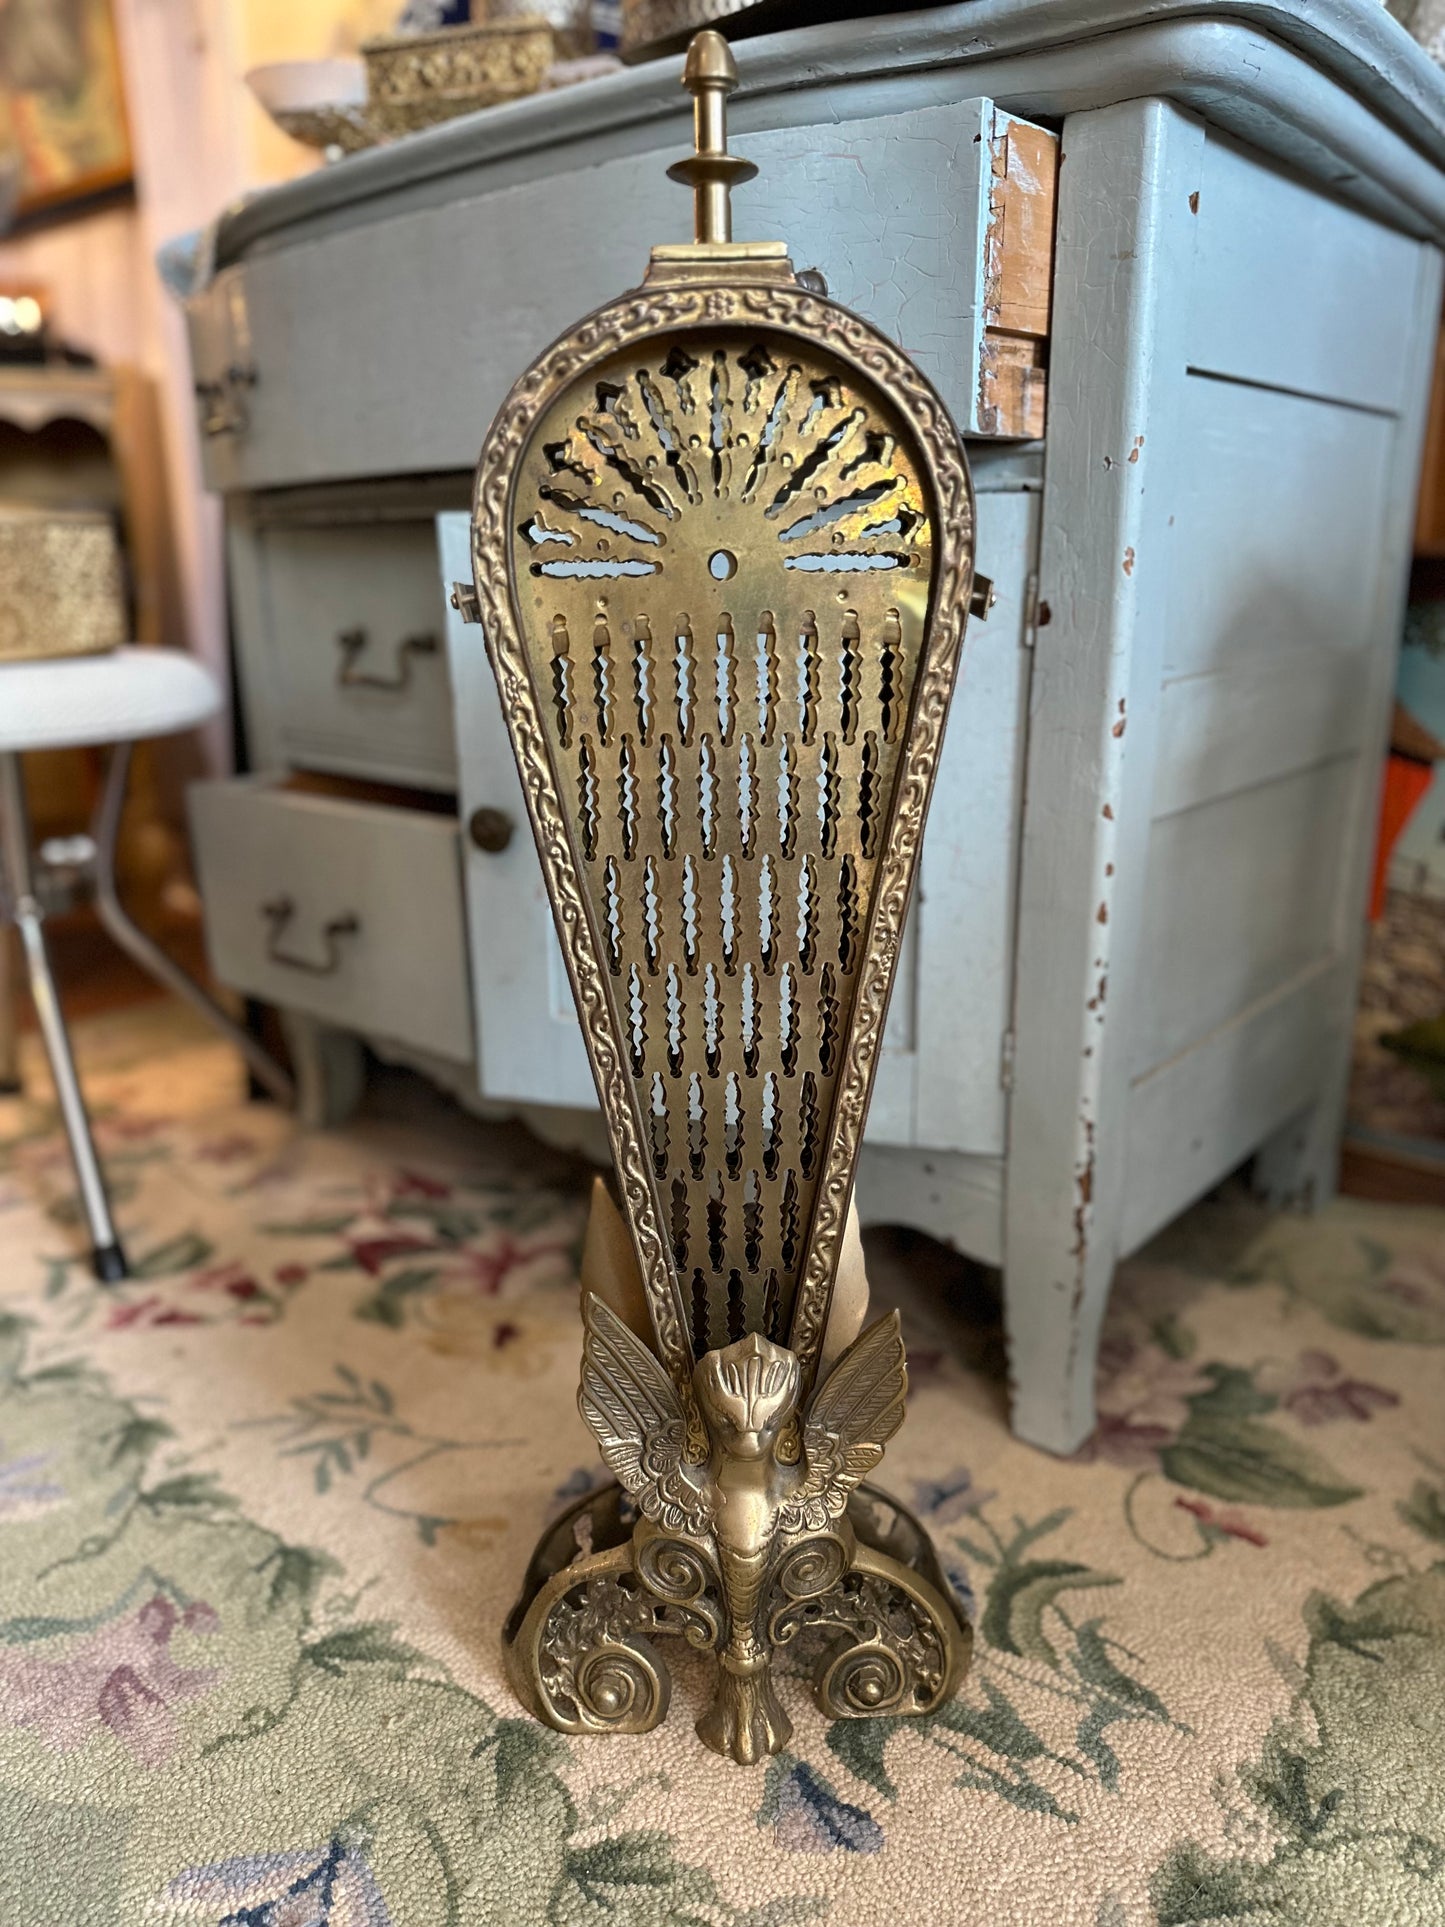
696, 91, 729, 244
666, 30, 757, 248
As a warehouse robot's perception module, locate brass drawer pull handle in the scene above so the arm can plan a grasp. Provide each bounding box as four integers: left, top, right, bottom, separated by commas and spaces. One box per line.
335, 627, 438, 691
261, 896, 360, 974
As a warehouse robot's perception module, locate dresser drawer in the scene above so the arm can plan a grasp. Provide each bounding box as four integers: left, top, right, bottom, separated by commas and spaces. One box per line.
190, 776, 473, 1062
229, 512, 457, 790
191, 95, 1056, 493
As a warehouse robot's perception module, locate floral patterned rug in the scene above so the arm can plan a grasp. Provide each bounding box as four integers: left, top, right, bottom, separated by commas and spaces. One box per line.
1, 1001, 1442, 1927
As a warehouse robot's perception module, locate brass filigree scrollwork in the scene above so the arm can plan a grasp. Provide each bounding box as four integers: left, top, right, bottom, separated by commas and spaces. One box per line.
474, 30, 979, 1764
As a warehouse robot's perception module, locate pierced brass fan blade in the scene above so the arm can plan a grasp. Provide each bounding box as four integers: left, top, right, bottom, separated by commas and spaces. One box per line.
479, 28, 978, 1766
526, 336, 935, 1332
471, 52, 974, 1405
476, 307, 972, 1391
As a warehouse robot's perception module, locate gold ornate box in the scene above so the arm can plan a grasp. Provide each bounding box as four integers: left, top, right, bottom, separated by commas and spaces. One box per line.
361, 19, 555, 134
0, 504, 126, 662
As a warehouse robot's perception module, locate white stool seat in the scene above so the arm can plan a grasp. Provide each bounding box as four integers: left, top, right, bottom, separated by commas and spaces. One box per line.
0, 647, 220, 752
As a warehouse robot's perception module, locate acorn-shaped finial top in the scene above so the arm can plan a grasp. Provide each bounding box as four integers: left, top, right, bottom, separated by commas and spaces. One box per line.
666, 29, 758, 246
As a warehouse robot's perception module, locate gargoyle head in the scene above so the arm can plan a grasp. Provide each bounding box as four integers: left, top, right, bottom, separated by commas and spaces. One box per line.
693, 1332, 801, 1460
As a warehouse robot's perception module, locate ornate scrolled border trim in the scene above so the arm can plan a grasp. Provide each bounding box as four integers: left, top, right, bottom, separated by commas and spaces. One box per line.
470, 275, 975, 1393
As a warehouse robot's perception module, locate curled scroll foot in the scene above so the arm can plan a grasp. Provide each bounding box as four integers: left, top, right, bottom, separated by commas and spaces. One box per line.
504, 1481, 970, 1761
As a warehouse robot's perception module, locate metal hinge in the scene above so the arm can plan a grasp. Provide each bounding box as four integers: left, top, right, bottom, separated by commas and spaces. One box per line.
451, 580, 481, 625
969, 572, 996, 621
999, 1027, 1016, 1092
194, 362, 258, 439
1021, 571, 1039, 648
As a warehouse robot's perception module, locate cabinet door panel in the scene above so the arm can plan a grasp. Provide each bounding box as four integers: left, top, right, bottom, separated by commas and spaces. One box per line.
912, 487, 1038, 1155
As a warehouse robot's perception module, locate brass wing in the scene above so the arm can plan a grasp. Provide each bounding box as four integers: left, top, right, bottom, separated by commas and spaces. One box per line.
778, 1309, 908, 1535
578, 1294, 714, 1537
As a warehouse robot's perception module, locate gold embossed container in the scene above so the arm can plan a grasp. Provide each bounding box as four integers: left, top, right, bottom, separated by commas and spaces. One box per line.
485, 0, 595, 61
361, 19, 555, 134
0, 505, 126, 662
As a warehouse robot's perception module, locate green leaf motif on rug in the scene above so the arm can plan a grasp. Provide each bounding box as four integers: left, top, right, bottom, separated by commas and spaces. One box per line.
979, 1558, 1122, 1666
1151, 1568, 1445, 1925
1160, 1416, 1363, 1509
810, 1508, 1176, 1830
1398, 1478, 1445, 1544
0, 1325, 813, 1927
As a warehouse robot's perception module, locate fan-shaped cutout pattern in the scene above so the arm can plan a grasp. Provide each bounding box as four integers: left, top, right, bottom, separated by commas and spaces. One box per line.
509, 329, 936, 1356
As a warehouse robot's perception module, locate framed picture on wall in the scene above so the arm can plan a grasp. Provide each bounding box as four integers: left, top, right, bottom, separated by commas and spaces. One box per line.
0, 0, 134, 222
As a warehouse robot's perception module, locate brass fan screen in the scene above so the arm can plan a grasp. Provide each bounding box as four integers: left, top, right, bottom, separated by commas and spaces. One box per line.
507, 326, 938, 1362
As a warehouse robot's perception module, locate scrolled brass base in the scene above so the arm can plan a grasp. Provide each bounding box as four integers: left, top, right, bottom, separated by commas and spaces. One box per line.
504, 1476, 972, 1762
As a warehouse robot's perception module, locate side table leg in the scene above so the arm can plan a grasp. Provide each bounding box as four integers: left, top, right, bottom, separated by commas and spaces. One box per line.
0, 754, 127, 1282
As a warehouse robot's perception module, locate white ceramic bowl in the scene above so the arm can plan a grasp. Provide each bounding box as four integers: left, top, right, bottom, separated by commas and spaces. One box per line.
244, 58, 366, 118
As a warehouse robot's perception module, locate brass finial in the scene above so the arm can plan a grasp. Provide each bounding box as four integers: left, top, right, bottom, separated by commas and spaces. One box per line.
666, 30, 757, 245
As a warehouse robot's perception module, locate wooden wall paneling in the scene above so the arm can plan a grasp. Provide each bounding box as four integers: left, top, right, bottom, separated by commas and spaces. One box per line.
1003, 97, 1205, 1456
1152, 642, 1372, 820
112, 367, 187, 652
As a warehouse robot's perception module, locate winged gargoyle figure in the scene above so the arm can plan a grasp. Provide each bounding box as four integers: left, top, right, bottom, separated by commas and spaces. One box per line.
579, 1289, 908, 1763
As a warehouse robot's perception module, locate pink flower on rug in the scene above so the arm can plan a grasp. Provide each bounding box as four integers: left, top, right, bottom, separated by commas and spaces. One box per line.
441, 1231, 577, 1298
193, 1133, 260, 1164
1380, 1248, 1445, 1316
392, 1167, 453, 1200
1074, 1411, 1177, 1470
0, 1592, 220, 1766
347, 1232, 439, 1276
97, 1115, 167, 1144
1173, 1497, 1268, 1548
1256, 1349, 1400, 1425
188, 1260, 265, 1301
104, 1296, 204, 1330
1084, 1336, 1212, 1464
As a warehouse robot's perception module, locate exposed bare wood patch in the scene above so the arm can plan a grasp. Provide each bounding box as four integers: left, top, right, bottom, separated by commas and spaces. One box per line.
979, 114, 1058, 440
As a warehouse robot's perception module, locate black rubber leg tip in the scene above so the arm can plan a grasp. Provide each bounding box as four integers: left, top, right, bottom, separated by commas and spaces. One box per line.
92, 1242, 129, 1284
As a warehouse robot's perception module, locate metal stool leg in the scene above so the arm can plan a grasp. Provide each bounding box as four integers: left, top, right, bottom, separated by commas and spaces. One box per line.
0, 925, 19, 1096
0, 753, 127, 1282
92, 743, 294, 1106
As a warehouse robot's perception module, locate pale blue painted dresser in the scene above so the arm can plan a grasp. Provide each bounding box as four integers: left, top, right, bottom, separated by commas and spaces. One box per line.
182, 0, 1445, 1452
